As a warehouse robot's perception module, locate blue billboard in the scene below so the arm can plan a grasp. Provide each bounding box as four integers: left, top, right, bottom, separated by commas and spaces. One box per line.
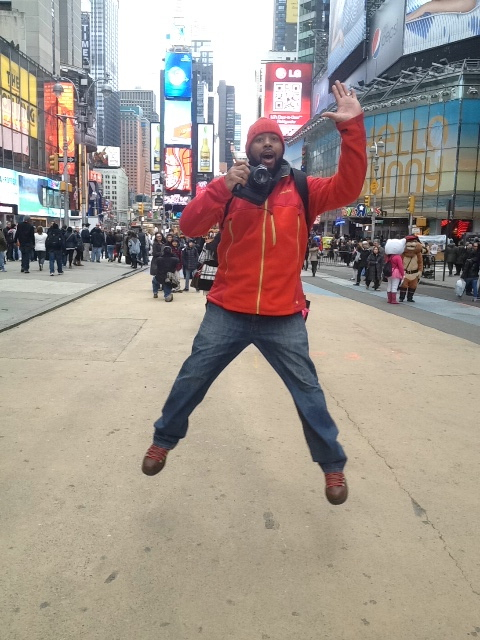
164, 51, 192, 99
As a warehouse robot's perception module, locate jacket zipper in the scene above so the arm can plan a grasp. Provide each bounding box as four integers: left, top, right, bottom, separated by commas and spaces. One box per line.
296, 213, 300, 268
270, 213, 277, 246
256, 200, 268, 314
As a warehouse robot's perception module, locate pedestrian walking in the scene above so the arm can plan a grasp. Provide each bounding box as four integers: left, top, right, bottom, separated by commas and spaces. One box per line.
0, 228, 7, 272
105, 229, 116, 262
308, 241, 319, 276
90, 224, 104, 262
81, 224, 91, 261
14, 217, 35, 273
365, 245, 383, 290
141, 81, 367, 506
46, 223, 65, 275
74, 228, 83, 265
353, 240, 370, 285
128, 232, 141, 269
64, 227, 78, 268
153, 245, 179, 301
444, 241, 457, 276
181, 239, 199, 291
34, 226, 47, 271
6, 223, 18, 261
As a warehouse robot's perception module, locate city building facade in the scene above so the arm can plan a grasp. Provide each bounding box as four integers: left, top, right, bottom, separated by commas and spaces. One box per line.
272, 0, 298, 52
120, 90, 158, 123
217, 80, 236, 169
90, 0, 120, 146
120, 106, 148, 201
97, 167, 129, 224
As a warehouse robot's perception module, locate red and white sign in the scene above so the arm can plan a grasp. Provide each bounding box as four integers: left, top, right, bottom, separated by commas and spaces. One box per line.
263, 63, 312, 137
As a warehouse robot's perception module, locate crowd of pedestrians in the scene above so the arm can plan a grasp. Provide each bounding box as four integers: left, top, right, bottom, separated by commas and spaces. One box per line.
0, 219, 157, 275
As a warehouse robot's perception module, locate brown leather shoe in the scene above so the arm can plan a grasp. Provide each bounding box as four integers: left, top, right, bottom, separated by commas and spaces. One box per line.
325, 472, 348, 505
142, 445, 170, 476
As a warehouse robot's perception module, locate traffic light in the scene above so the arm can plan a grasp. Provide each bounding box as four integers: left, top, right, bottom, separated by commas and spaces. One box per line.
138, 203, 144, 214
408, 195, 416, 213
49, 154, 59, 173
364, 195, 371, 207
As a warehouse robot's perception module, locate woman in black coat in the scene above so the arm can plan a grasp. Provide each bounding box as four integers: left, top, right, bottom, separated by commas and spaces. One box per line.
154, 246, 179, 302
365, 245, 383, 290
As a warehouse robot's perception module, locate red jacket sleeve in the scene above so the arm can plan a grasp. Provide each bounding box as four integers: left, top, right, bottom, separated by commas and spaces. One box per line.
180, 177, 233, 237
306, 113, 367, 226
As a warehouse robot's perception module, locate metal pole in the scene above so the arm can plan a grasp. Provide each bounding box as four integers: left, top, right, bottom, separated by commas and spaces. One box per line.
370, 153, 379, 241
62, 116, 69, 228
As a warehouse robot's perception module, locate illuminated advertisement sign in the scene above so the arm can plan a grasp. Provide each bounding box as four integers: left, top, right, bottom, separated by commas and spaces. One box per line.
0, 53, 38, 139
286, 0, 298, 23
150, 122, 161, 172
164, 147, 192, 192
367, 0, 405, 82
44, 82, 76, 175
81, 12, 90, 69
197, 123, 214, 174
0, 167, 19, 204
164, 51, 192, 99
263, 63, 312, 137
92, 146, 121, 167
312, 72, 330, 116
164, 100, 191, 146
404, 0, 480, 54
328, 0, 366, 75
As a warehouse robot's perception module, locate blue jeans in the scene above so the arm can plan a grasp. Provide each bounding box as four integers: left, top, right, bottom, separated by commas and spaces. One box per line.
0, 251, 5, 270
184, 267, 194, 290
107, 245, 114, 260
91, 246, 102, 262
49, 250, 63, 273
464, 277, 478, 298
152, 276, 160, 294
163, 282, 172, 299
152, 303, 346, 472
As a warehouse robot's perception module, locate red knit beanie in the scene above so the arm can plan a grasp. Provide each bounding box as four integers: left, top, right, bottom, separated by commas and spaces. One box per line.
245, 117, 285, 157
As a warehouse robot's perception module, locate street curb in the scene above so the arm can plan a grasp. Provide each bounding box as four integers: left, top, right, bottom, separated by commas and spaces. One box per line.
0, 265, 149, 334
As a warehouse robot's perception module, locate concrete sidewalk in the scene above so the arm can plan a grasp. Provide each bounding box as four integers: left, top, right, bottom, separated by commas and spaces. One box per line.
1, 272, 479, 640
0, 257, 148, 332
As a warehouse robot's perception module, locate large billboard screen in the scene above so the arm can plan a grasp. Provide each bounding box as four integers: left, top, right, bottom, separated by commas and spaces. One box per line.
44, 81, 76, 175
197, 123, 214, 174
164, 100, 191, 146
164, 51, 192, 99
328, 0, 366, 75
263, 63, 312, 137
164, 147, 192, 192
0, 53, 38, 139
404, 0, 480, 54
312, 72, 330, 116
92, 146, 120, 167
150, 122, 161, 172
367, 0, 405, 82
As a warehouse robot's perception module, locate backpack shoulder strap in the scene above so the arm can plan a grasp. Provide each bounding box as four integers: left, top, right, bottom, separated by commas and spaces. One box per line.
291, 168, 309, 224
220, 198, 234, 230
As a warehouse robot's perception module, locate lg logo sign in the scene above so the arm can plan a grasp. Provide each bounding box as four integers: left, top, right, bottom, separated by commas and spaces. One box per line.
275, 67, 303, 79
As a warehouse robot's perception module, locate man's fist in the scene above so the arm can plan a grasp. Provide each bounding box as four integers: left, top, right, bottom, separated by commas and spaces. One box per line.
224, 161, 250, 192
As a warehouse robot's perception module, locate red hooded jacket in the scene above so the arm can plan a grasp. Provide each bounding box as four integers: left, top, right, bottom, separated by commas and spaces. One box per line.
180, 113, 367, 315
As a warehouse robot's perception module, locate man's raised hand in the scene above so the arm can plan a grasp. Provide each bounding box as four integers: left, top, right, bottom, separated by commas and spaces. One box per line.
323, 80, 363, 123
224, 160, 250, 193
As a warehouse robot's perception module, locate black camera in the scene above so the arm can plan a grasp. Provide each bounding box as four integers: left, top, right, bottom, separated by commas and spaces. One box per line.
233, 164, 272, 205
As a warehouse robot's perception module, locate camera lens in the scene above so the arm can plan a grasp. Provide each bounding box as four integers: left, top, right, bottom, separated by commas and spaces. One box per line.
252, 165, 270, 185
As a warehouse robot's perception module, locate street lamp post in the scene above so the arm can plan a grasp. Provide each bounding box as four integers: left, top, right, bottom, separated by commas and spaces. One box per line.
369, 137, 384, 241
52, 77, 113, 226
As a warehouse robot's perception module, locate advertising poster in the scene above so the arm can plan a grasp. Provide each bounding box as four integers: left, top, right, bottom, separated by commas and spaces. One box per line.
164, 51, 192, 99
286, 0, 299, 23
164, 100, 192, 146
263, 63, 312, 137
0, 53, 38, 139
367, 0, 405, 82
197, 123, 214, 174
92, 146, 120, 167
164, 147, 192, 192
404, 0, 480, 54
44, 82, 76, 176
150, 122, 161, 172
328, 0, 366, 75
311, 72, 331, 116
0, 167, 19, 204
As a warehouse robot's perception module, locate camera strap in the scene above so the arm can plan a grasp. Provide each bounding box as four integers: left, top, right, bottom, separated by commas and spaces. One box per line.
220, 168, 310, 230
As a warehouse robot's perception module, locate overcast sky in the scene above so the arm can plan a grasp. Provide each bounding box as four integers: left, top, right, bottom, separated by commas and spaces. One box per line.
117, 0, 274, 136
